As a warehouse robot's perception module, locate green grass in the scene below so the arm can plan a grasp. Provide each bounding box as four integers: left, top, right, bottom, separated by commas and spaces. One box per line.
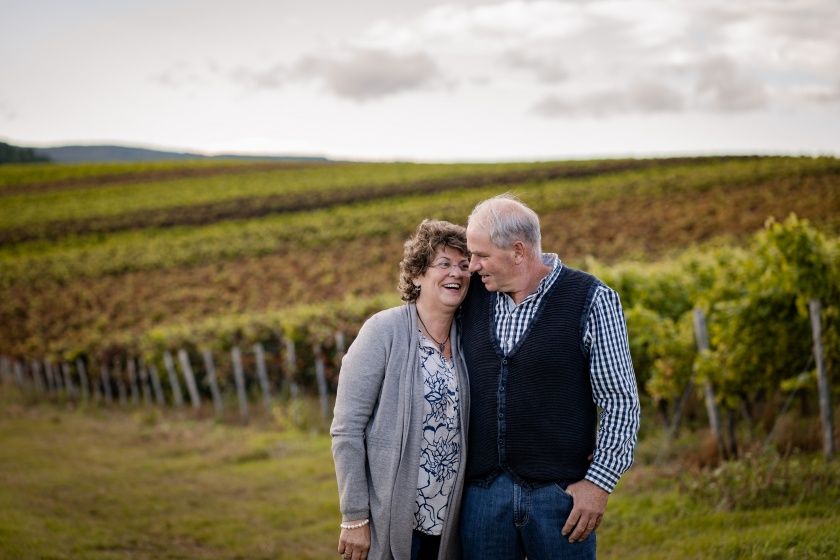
604, 488, 840, 559
2, 386, 838, 560
0, 389, 339, 560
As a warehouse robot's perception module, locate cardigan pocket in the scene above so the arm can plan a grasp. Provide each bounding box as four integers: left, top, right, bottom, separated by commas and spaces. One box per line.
366, 436, 401, 523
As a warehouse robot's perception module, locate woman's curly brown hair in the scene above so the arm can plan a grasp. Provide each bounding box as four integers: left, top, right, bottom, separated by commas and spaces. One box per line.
398, 219, 469, 302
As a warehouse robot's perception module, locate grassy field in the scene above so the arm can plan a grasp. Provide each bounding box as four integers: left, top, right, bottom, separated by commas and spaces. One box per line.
2, 386, 839, 560
0, 387, 338, 560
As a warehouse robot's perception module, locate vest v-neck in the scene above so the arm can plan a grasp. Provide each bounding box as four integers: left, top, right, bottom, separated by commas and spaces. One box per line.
491, 265, 569, 358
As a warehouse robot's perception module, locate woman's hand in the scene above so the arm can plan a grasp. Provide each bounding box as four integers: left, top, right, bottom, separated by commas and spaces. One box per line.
338, 522, 371, 560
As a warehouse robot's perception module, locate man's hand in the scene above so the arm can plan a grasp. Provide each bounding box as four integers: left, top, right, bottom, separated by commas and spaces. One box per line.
338, 523, 371, 560
561, 479, 609, 543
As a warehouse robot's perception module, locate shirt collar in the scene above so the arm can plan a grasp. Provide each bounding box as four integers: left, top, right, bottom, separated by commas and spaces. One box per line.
537, 253, 562, 294
499, 253, 563, 308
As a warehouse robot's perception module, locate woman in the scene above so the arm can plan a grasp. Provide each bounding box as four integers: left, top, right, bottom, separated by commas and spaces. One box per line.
331, 219, 471, 560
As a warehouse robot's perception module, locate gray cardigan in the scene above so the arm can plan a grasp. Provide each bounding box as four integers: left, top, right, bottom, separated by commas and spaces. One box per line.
331, 303, 470, 560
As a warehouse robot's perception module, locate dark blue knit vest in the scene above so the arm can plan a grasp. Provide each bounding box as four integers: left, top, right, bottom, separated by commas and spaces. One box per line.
460, 266, 599, 484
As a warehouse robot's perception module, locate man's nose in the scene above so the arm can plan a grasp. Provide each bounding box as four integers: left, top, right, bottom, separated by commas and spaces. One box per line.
469, 255, 481, 273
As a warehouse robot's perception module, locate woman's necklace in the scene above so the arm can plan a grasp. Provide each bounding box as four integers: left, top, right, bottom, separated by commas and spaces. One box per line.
416, 311, 451, 353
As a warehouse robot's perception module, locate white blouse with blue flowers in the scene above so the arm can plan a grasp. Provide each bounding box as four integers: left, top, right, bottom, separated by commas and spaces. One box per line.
414, 332, 462, 535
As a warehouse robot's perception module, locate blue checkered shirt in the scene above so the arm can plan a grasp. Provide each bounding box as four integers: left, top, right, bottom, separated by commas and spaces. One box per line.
494, 254, 640, 492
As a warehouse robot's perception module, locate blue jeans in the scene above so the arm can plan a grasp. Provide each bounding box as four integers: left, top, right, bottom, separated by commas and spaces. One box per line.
460, 473, 596, 560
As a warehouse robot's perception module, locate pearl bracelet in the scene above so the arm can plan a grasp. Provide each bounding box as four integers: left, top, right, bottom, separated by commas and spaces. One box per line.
340, 519, 370, 530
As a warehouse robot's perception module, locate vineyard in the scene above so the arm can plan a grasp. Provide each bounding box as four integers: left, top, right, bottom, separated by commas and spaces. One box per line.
1, 156, 839, 440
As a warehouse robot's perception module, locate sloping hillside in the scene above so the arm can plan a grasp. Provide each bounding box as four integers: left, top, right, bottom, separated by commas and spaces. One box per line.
1, 156, 838, 358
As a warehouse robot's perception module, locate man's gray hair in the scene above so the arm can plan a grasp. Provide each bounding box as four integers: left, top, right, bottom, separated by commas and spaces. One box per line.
468, 193, 542, 257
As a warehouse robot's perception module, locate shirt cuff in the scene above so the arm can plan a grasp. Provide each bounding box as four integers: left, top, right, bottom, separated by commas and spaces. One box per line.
584, 461, 621, 493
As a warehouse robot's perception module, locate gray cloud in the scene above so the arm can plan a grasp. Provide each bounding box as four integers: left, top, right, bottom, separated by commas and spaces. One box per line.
150, 61, 216, 88
695, 56, 768, 112
149, 0, 839, 115
798, 82, 840, 105
532, 81, 685, 118
754, 0, 840, 45
227, 48, 442, 101
292, 48, 442, 101
502, 49, 567, 84
398, 0, 840, 116
230, 63, 288, 89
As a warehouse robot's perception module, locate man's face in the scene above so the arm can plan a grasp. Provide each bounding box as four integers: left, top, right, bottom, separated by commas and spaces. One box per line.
466, 224, 517, 293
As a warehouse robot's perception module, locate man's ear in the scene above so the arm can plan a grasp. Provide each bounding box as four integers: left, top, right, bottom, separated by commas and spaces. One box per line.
511, 240, 527, 264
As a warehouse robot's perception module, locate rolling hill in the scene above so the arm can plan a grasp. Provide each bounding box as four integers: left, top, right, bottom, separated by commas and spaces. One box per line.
1, 155, 838, 362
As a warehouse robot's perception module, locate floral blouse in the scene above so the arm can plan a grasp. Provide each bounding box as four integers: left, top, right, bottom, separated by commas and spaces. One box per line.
414, 332, 462, 535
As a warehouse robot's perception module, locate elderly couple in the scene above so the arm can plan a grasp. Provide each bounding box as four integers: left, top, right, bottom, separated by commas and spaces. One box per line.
331, 194, 640, 560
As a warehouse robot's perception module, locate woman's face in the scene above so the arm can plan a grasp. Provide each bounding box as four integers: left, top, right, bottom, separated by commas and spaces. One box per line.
415, 246, 471, 312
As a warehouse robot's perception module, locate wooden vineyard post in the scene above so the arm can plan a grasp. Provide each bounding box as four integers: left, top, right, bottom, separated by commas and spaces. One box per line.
52, 361, 65, 393
55, 362, 67, 395
163, 351, 185, 407
89, 360, 102, 402
129, 359, 141, 404
14, 360, 25, 388
52, 361, 65, 394
75, 358, 90, 402
0, 357, 13, 386
201, 349, 224, 417
230, 346, 249, 421
692, 308, 726, 460
126, 358, 140, 405
313, 344, 330, 425
43, 361, 56, 394
284, 338, 301, 425
61, 362, 77, 400
100, 363, 114, 404
335, 331, 346, 366
14, 361, 26, 390
253, 343, 273, 414
177, 349, 202, 410
810, 300, 835, 460
284, 338, 300, 400
137, 359, 152, 404
147, 364, 165, 406
31, 360, 46, 394
113, 359, 128, 405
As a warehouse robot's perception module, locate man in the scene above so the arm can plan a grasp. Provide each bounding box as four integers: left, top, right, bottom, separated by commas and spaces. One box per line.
458, 194, 640, 559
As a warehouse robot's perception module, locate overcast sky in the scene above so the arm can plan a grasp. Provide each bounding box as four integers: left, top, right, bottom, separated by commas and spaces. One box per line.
1, 0, 839, 161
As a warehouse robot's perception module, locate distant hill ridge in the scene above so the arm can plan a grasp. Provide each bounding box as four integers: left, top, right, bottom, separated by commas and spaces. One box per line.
0, 141, 51, 163
0, 140, 330, 163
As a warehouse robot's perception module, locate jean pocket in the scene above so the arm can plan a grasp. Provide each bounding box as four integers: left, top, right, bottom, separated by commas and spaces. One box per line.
553, 483, 574, 501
